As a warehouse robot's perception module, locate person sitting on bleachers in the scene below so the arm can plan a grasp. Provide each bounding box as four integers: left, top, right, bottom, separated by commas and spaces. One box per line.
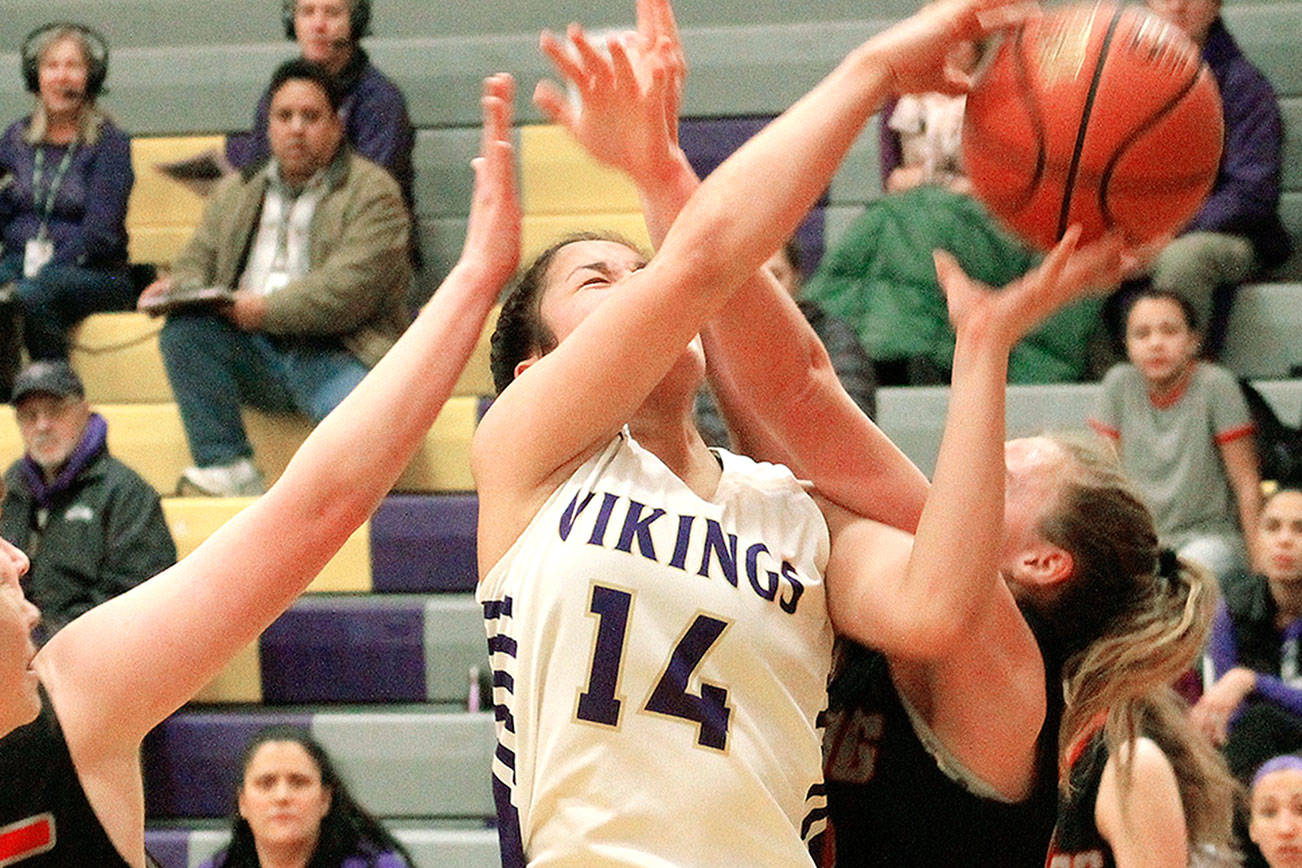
138, 59, 410, 497
200, 725, 412, 868
1, 361, 174, 640
226, 0, 415, 222
1194, 486, 1302, 785
1120, 0, 1292, 356
1089, 288, 1261, 589
0, 24, 136, 388
695, 238, 876, 447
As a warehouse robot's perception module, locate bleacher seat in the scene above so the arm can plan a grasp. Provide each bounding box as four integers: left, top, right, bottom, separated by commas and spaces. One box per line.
146, 822, 501, 868
878, 378, 1302, 476
144, 709, 496, 819
371, 494, 479, 592
185, 593, 486, 706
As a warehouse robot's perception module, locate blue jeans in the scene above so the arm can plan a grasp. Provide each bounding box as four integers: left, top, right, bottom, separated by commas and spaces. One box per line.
0, 253, 136, 360
159, 313, 369, 466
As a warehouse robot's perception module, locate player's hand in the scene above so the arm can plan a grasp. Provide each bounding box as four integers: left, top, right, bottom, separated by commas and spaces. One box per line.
458, 73, 522, 291
936, 226, 1127, 346
1190, 667, 1255, 746
534, 0, 686, 184
866, 0, 1037, 96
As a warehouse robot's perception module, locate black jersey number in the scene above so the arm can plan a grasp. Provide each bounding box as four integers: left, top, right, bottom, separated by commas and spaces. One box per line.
576, 584, 732, 750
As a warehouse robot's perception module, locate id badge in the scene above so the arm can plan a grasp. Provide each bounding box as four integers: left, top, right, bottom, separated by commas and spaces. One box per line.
24, 238, 54, 278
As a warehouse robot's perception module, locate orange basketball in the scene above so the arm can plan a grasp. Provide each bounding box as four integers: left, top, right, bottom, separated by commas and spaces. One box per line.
962, 2, 1223, 251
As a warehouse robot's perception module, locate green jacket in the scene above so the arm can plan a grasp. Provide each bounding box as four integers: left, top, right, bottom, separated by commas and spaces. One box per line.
170, 147, 410, 367
805, 186, 1100, 383
1, 452, 176, 634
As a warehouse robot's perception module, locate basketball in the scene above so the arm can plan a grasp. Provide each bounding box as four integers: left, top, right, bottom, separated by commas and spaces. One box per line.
962, 2, 1223, 251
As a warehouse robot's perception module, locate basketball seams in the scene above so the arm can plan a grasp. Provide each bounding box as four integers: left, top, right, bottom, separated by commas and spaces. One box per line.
1003, 26, 1048, 215
1058, 5, 1126, 242
1097, 63, 1208, 234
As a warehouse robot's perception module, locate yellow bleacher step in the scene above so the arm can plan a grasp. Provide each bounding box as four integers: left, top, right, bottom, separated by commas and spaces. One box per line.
161, 496, 372, 593
193, 638, 262, 704
126, 135, 224, 267
520, 125, 642, 216
0, 397, 478, 495
68, 308, 498, 404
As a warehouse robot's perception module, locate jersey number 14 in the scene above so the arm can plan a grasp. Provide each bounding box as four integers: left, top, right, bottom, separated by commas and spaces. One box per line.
576, 584, 732, 750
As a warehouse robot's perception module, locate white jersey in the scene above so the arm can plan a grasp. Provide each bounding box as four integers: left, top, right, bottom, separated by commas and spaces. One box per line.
479, 432, 834, 867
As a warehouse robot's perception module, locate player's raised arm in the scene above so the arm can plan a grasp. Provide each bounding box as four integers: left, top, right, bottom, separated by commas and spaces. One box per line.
478, 0, 1023, 543
35, 74, 522, 756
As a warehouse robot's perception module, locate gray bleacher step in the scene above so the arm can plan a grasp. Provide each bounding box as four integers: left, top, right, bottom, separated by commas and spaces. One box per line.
878, 377, 1302, 477
1223, 283, 1302, 379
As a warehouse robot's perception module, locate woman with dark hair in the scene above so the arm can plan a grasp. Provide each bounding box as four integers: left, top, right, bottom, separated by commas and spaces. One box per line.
0, 74, 518, 867
0, 23, 135, 375
201, 726, 411, 868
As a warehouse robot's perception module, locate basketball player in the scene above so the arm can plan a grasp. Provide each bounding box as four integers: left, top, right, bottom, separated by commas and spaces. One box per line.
0, 74, 519, 867
470, 1, 1131, 864
531, 4, 1238, 865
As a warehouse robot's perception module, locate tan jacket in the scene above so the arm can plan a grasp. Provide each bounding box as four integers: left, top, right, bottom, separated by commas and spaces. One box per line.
170, 148, 410, 367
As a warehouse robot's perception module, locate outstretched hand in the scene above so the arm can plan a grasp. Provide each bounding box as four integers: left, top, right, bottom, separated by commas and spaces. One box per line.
459, 73, 522, 290
935, 227, 1135, 346
534, 0, 686, 183
868, 0, 1038, 95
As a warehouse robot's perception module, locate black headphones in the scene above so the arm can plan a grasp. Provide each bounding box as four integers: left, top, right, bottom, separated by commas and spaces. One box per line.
20, 22, 110, 100
281, 0, 372, 42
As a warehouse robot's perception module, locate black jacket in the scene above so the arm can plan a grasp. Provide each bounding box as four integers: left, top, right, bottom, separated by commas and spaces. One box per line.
1, 451, 176, 634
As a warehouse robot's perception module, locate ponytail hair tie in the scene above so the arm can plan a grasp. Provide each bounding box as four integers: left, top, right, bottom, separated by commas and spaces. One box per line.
1157, 548, 1181, 579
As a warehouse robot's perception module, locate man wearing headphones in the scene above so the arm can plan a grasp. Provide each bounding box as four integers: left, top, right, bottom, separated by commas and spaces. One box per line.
225, 0, 415, 222
0, 23, 135, 392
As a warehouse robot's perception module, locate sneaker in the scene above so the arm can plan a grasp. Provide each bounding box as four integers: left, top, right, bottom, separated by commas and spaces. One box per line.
177, 458, 266, 497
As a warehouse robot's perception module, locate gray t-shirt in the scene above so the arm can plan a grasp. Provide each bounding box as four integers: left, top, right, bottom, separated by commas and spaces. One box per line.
1089, 362, 1254, 543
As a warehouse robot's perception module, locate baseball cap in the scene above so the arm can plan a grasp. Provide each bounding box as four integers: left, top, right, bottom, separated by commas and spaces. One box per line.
11, 361, 86, 406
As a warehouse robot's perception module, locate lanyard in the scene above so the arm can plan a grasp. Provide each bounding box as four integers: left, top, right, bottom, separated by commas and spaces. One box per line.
32, 141, 79, 230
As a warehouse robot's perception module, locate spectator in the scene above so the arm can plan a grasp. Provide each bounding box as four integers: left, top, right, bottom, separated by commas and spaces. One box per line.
138, 59, 410, 496
694, 238, 876, 447
0, 361, 175, 639
1130, 0, 1292, 354
1089, 289, 1261, 588
0, 24, 135, 380
1195, 486, 1302, 782
226, 0, 415, 219
1249, 755, 1302, 868
200, 726, 412, 868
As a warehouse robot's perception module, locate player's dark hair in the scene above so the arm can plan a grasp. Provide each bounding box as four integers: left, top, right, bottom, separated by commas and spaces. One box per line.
212, 726, 412, 868
490, 231, 644, 395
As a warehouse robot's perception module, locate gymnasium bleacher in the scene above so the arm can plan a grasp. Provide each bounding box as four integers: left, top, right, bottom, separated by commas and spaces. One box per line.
0, 0, 1297, 865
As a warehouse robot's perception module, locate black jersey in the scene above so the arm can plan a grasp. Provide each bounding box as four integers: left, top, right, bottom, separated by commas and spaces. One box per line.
1044, 733, 1114, 868
823, 642, 1061, 867
0, 687, 142, 867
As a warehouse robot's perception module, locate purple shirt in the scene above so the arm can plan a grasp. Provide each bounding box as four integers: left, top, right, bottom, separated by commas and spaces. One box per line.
0, 116, 133, 268
1187, 18, 1291, 268
1208, 577, 1302, 718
